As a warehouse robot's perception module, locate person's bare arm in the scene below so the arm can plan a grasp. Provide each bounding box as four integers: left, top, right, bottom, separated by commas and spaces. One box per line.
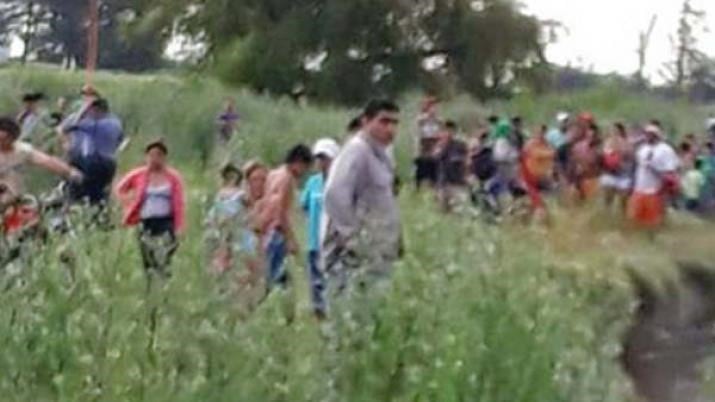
29, 149, 81, 181
114, 171, 139, 208
278, 175, 299, 254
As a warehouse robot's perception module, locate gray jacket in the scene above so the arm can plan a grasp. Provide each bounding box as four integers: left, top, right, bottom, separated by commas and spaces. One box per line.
321, 132, 401, 264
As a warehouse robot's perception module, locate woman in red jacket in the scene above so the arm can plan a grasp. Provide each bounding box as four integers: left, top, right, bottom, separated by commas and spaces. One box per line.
115, 139, 185, 286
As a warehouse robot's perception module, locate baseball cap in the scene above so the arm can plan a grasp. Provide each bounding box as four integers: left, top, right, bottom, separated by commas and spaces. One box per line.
80, 84, 100, 97
644, 124, 662, 136
312, 138, 341, 159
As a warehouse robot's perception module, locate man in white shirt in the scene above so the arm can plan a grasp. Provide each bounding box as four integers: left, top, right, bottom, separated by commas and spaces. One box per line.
627, 124, 680, 230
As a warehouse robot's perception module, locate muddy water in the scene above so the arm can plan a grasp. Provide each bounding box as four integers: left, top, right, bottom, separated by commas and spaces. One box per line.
622, 263, 715, 402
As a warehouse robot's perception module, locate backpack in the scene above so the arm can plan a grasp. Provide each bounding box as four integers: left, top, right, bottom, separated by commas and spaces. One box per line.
661, 172, 681, 197
472, 147, 497, 181
602, 151, 622, 173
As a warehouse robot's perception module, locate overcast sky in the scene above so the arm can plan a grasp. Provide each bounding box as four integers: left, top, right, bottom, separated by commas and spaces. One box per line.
5, 0, 715, 84
524, 0, 715, 82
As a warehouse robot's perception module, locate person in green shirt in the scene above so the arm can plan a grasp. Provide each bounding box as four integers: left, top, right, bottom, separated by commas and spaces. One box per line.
682, 158, 707, 212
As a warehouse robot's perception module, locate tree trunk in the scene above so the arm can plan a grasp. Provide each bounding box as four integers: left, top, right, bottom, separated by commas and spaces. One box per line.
20, 1, 35, 64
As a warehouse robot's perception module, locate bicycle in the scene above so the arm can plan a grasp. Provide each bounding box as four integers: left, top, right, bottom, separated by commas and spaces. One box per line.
0, 181, 77, 270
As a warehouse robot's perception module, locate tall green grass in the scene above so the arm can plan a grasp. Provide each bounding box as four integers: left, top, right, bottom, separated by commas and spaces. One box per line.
0, 65, 713, 401
0, 193, 636, 402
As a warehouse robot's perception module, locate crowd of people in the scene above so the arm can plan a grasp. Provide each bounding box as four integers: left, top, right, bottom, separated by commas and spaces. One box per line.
414, 97, 715, 229
1, 88, 405, 319
3, 87, 715, 318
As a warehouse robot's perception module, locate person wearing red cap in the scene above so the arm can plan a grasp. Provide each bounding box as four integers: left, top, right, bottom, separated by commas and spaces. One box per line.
628, 124, 680, 231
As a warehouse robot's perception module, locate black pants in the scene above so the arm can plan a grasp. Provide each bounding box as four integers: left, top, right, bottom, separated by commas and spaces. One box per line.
139, 217, 178, 280
69, 154, 117, 206
415, 157, 438, 188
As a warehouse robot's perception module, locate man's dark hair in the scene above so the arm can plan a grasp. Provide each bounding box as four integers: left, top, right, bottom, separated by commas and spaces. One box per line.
22, 92, 44, 103
91, 98, 110, 114
221, 163, 243, 183
285, 144, 314, 165
0, 117, 21, 140
511, 116, 523, 125
615, 122, 626, 136
680, 141, 692, 153
488, 115, 499, 125
650, 119, 662, 128
347, 116, 363, 132
444, 120, 458, 131
362, 99, 399, 120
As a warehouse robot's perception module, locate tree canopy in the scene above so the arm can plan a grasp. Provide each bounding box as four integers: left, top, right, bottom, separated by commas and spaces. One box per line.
142, 0, 547, 104
0, 0, 168, 71
1, 0, 554, 104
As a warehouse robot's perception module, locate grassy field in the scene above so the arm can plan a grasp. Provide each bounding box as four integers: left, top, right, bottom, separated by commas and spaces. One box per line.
0, 65, 714, 401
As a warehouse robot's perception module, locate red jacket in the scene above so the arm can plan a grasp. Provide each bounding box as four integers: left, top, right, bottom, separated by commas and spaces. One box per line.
115, 166, 186, 233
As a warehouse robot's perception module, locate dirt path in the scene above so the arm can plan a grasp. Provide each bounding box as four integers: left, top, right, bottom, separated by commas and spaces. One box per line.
622, 263, 715, 402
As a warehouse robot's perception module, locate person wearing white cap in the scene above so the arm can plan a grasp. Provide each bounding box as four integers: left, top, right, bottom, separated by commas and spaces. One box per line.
547, 112, 570, 150
707, 113, 715, 141
547, 112, 571, 188
300, 137, 340, 318
627, 124, 680, 231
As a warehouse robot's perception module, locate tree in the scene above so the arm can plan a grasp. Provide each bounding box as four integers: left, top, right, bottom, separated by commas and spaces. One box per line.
0, 2, 24, 47
0, 1, 51, 63
635, 14, 657, 88
689, 57, 715, 103
11, 0, 170, 71
661, 0, 707, 94
142, 0, 546, 104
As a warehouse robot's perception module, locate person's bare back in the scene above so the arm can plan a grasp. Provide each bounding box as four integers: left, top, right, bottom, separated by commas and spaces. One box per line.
257, 165, 296, 236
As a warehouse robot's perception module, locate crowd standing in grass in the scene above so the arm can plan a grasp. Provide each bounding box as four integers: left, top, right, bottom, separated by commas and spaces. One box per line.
4, 87, 715, 321
415, 98, 715, 231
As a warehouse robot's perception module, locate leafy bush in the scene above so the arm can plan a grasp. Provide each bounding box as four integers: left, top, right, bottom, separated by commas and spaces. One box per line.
0, 66, 713, 401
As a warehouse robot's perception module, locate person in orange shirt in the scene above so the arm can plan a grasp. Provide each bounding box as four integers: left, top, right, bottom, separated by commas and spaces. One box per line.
569, 122, 603, 202
521, 124, 556, 217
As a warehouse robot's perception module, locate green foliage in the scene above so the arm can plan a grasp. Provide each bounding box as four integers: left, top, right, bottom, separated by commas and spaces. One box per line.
148, 0, 545, 105
1, 0, 168, 71
0, 182, 635, 402
2, 66, 715, 400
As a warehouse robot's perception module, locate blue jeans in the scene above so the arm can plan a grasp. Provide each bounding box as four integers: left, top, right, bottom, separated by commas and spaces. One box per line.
307, 250, 326, 314
265, 230, 288, 289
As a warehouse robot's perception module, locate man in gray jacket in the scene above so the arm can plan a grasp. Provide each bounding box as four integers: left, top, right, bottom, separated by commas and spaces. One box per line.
321, 99, 402, 297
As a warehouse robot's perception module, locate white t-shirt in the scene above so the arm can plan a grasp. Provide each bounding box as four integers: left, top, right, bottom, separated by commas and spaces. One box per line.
633, 142, 679, 195
417, 114, 441, 139
0, 142, 37, 196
